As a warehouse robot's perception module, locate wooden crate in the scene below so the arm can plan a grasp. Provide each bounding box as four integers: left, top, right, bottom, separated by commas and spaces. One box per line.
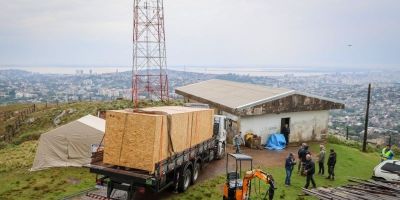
103, 106, 214, 173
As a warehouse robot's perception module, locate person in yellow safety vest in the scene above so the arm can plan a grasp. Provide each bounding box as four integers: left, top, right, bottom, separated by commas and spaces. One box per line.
381, 144, 394, 162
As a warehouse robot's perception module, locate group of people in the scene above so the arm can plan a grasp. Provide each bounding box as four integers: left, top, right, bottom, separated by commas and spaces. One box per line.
285, 143, 337, 189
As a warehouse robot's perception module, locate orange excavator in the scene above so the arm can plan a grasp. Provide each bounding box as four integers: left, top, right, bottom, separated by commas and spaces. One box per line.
223, 153, 276, 200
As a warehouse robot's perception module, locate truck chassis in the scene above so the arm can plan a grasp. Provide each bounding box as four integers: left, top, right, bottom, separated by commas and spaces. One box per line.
88, 137, 222, 200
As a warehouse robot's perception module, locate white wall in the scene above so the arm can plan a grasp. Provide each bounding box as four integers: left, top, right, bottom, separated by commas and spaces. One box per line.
240, 110, 329, 144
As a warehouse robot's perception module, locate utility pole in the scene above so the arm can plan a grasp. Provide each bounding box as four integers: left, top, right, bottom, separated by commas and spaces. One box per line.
362, 83, 371, 152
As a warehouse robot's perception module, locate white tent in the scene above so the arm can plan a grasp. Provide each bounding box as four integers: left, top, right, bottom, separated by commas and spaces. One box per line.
31, 115, 105, 171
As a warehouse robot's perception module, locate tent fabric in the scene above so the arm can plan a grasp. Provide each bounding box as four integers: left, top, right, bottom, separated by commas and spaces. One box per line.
265, 133, 286, 150
77, 114, 105, 132
30, 115, 105, 171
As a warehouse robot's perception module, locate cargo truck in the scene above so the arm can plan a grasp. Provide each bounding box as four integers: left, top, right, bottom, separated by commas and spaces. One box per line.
88, 106, 227, 200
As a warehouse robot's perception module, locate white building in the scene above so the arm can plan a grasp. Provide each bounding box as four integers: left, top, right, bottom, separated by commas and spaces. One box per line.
176, 79, 344, 144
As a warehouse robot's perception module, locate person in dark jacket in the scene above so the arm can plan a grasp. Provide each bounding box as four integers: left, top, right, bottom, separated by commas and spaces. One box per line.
285, 153, 296, 186
282, 124, 290, 147
326, 149, 337, 180
300, 145, 310, 176
304, 154, 316, 189
297, 143, 305, 174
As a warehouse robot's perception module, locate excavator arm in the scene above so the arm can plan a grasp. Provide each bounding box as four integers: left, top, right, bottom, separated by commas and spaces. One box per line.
242, 169, 275, 200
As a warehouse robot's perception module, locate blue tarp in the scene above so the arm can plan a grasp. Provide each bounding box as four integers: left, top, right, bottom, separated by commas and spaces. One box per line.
265, 133, 286, 150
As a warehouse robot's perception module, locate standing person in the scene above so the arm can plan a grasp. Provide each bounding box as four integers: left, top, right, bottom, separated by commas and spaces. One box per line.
300, 145, 310, 176
282, 124, 290, 147
381, 145, 394, 161
285, 153, 296, 186
233, 132, 244, 154
326, 149, 337, 180
318, 145, 326, 175
304, 154, 316, 189
297, 143, 305, 174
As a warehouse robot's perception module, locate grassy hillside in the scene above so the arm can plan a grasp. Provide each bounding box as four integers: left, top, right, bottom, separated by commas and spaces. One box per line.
170, 143, 382, 200
1, 100, 183, 148
0, 141, 94, 200
0, 100, 183, 199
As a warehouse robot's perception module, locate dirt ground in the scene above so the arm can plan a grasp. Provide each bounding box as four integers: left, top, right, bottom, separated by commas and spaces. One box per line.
197, 144, 301, 182
77, 144, 307, 200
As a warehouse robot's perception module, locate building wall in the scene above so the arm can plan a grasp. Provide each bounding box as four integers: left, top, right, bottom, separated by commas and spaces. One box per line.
240, 110, 329, 144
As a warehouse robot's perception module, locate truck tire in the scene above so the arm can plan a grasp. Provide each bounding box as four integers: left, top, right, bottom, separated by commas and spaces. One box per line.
191, 162, 200, 184
178, 167, 192, 192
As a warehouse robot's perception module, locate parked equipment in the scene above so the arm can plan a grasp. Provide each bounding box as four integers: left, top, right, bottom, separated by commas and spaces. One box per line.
87, 106, 227, 200
223, 153, 275, 200
244, 132, 262, 149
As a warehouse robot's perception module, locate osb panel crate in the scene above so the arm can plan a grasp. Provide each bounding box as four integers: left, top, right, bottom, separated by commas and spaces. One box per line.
103, 106, 213, 173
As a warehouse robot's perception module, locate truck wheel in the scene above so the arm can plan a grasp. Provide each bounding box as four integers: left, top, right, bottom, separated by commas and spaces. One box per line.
191, 162, 200, 184
178, 168, 192, 192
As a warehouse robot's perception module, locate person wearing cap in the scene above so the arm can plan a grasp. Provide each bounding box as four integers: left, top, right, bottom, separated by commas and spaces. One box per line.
318, 144, 326, 175
304, 154, 316, 189
381, 144, 394, 161
284, 152, 296, 186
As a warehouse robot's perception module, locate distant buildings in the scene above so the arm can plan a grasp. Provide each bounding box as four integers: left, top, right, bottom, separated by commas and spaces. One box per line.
1, 69, 399, 144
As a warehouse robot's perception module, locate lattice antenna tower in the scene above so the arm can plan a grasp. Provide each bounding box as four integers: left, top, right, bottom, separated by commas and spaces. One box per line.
132, 0, 169, 107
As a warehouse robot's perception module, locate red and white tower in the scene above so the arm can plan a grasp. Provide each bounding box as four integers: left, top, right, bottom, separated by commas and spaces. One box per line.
132, 0, 169, 107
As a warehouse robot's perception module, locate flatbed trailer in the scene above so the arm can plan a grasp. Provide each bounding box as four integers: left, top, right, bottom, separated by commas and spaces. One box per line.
88, 115, 227, 200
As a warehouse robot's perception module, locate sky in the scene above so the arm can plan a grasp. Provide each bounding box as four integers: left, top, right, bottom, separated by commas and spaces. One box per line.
0, 0, 399, 69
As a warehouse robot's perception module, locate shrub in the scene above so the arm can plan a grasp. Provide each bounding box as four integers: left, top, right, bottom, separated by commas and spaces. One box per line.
0, 141, 8, 149
327, 134, 376, 153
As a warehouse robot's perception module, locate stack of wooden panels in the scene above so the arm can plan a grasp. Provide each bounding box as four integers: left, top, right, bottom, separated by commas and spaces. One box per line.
103, 106, 214, 173
303, 178, 400, 200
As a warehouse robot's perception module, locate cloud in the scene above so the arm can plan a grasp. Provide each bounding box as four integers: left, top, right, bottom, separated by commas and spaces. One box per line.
0, 0, 399, 68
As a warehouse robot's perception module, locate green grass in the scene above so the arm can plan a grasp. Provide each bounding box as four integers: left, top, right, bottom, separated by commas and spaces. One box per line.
171, 143, 381, 200
0, 140, 383, 200
0, 141, 95, 200
327, 134, 400, 156
0, 100, 184, 200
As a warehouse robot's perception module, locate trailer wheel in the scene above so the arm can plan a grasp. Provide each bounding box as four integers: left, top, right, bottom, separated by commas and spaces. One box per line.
191, 162, 200, 184
178, 168, 192, 192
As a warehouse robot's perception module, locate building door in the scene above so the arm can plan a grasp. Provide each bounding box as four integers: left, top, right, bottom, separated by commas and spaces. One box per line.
281, 118, 290, 133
